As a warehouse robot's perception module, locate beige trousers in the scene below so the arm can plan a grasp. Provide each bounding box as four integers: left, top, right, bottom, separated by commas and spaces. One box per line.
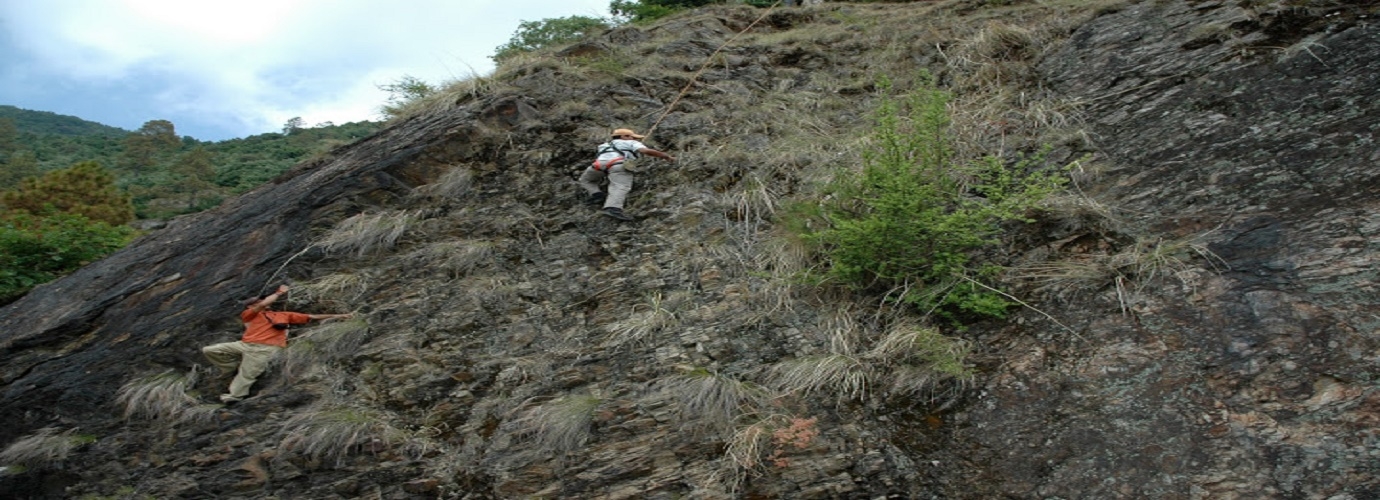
577, 163, 634, 209
202, 341, 283, 399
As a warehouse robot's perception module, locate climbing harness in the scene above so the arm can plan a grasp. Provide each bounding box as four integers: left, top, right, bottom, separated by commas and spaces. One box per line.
590, 156, 622, 172
591, 143, 640, 172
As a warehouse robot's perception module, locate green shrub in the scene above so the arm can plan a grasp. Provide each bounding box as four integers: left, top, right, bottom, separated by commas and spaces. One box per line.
0, 212, 137, 304
610, 0, 712, 23
377, 75, 436, 121
492, 16, 610, 63
791, 74, 1067, 321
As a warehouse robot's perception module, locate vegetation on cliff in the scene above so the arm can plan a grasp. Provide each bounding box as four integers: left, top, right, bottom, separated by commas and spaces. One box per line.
5, 0, 1379, 498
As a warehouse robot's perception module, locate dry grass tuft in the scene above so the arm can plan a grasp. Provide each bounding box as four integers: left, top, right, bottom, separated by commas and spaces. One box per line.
765, 310, 875, 402
663, 367, 769, 433
177, 403, 225, 426
412, 166, 473, 201
292, 319, 371, 362
868, 323, 974, 396
602, 292, 681, 349
279, 404, 411, 467
316, 210, 421, 257
1040, 190, 1125, 236
0, 428, 94, 471
769, 308, 974, 403
274, 319, 370, 382
295, 272, 372, 305
1016, 232, 1228, 312
807, 307, 868, 355
722, 173, 781, 227
1015, 258, 1109, 287
965, 21, 1040, 62
405, 240, 494, 279
512, 394, 604, 455
770, 354, 874, 402
724, 414, 787, 471
751, 227, 818, 283
116, 368, 201, 421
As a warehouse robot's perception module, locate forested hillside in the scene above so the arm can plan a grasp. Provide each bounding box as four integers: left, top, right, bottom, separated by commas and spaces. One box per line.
0, 107, 382, 217
0, 105, 381, 304
0, 105, 129, 137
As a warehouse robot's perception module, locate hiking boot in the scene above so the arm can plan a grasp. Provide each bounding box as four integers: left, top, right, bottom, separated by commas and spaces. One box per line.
219, 394, 243, 405
585, 191, 606, 206
603, 207, 634, 221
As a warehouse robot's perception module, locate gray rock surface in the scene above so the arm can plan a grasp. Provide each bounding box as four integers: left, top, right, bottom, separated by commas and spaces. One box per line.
1, 1, 1378, 498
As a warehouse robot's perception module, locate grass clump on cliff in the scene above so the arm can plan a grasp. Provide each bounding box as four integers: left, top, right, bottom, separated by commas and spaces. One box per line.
379, 74, 497, 122
769, 317, 972, 403
664, 366, 769, 434
116, 368, 203, 421
316, 210, 421, 258
788, 73, 1068, 322
274, 319, 371, 382
512, 394, 604, 455
279, 405, 413, 467
0, 428, 95, 472
601, 291, 683, 349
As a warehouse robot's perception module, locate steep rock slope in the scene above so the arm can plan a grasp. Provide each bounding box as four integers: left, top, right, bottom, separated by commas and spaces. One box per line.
2, 1, 1378, 498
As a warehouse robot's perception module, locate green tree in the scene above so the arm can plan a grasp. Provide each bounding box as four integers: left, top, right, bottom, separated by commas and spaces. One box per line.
0, 150, 40, 189
492, 15, 611, 62
609, 0, 713, 23
167, 146, 218, 210
120, 119, 180, 177
790, 75, 1067, 321
1, 161, 135, 225
137, 119, 179, 146
0, 118, 17, 157
283, 116, 305, 135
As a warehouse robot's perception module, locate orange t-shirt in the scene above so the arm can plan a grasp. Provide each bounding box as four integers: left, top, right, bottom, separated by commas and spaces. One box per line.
240, 309, 312, 347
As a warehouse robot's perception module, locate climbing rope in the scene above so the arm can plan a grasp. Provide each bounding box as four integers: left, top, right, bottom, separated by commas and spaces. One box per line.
643, 1, 783, 141
258, 244, 315, 309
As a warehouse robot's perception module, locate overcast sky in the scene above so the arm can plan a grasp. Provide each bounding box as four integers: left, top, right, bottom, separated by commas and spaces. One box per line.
0, 0, 610, 141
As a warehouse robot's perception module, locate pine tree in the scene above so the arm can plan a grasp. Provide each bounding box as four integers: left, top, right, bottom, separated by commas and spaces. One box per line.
1, 161, 135, 225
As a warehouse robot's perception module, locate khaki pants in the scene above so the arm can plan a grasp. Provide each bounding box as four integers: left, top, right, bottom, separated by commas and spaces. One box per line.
202, 341, 283, 399
578, 163, 634, 209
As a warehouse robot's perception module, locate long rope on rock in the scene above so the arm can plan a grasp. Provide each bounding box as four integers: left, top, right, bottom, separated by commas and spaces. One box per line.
643, 1, 783, 141
259, 244, 315, 309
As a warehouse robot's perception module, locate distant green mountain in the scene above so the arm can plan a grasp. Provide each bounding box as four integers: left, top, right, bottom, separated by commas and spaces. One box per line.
0, 105, 130, 137
1, 105, 383, 218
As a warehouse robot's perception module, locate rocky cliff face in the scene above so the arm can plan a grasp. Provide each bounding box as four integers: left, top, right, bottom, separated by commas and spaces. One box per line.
2, 1, 1378, 498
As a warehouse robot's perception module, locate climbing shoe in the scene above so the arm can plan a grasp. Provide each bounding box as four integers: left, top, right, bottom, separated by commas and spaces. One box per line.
603, 207, 634, 221
585, 191, 606, 206
218, 394, 243, 405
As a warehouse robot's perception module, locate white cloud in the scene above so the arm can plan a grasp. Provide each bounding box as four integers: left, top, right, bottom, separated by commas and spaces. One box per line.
0, 0, 610, 139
